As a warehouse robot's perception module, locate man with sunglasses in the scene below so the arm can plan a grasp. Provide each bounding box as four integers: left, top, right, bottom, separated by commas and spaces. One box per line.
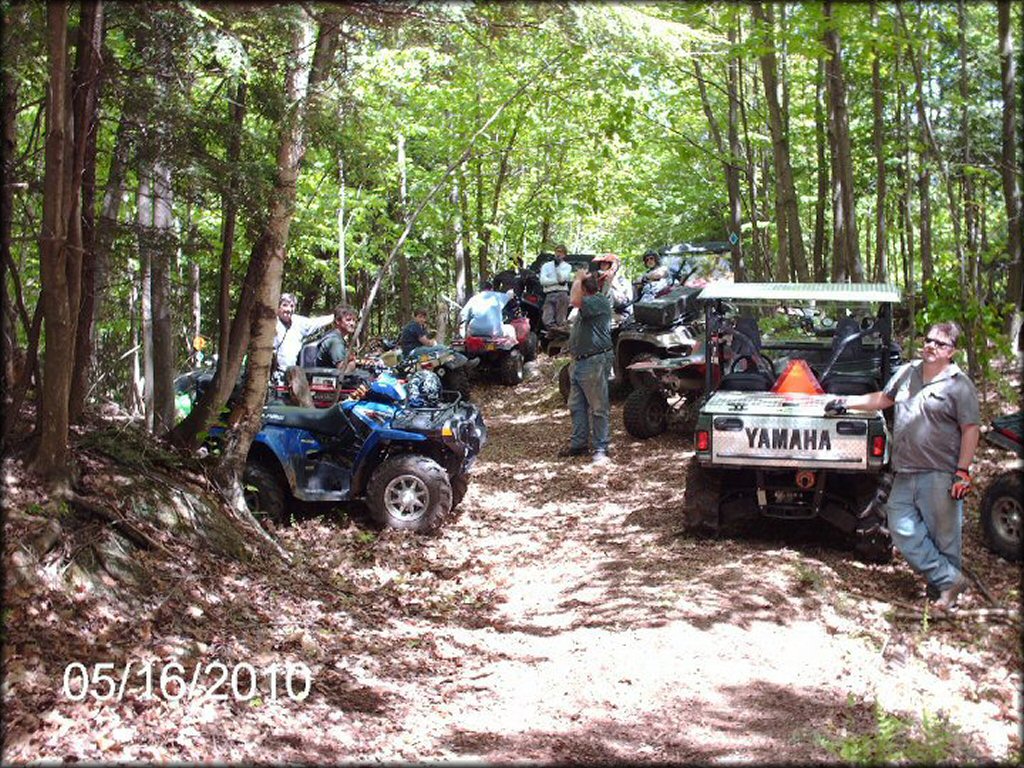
824, 321, 980, 612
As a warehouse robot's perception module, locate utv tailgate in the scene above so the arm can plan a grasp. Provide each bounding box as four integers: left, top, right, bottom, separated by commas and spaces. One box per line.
699, 391, 889, 470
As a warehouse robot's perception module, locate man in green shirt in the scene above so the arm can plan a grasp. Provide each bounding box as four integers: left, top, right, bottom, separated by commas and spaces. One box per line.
315, 305, 358, 373
559, 270, 613, 464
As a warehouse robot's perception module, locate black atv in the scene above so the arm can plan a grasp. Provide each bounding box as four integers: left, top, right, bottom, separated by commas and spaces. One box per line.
618, 283, 706, 439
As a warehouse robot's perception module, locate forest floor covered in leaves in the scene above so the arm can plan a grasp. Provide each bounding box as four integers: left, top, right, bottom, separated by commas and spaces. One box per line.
3, 355, 1022, 764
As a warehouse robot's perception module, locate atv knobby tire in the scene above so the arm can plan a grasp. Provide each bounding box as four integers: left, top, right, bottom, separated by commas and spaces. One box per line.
980, 471, 1022, 561
521, 332, 539, 363
366, 455, 452, 533
499, 350, 524, 386
243, 462, 290, 526
623, 387, 668, 439
451, 472, 470, 508
442, 366, 472, 401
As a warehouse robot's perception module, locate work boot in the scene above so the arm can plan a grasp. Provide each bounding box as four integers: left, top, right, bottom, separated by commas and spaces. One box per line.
934, 573, 970, 612
557, 444, 588, 458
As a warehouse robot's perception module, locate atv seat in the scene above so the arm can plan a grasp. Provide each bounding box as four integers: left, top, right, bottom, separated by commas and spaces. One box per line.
821, 372, 876, 395
262, 402, 353, 434
300, 341, 319, 368
718, 371, 775, 391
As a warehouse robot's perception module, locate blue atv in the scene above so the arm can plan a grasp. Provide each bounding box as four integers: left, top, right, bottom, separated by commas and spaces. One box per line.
237, 371, 487, 533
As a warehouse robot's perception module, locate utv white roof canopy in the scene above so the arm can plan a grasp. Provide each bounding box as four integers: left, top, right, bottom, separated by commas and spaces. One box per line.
698, 282, 902, 303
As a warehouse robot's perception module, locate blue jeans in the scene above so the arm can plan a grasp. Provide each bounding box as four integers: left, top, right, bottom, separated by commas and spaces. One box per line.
886, 471, 963, 591
568, 351, 612, 453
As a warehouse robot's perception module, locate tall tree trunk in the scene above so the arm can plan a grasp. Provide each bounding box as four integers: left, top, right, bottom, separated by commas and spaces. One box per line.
897, 51, 918, 349
737, 32, 766, 280
813, 55, 828, 282
870, 0, 888, 282
68, 0, 104, 423
149, 156, 175, 433
726, 22, 747, 282
956, 0, 979, 376
2, 16, 22, 407
138, 171, 155, 430
33, 1, 75, 481
998, 0, 1023, 347
452, 170, 466, 304
218, 79, 245, 365
824, 0, 862, 282
396, 131, 410, 319
750, 1, 808, 282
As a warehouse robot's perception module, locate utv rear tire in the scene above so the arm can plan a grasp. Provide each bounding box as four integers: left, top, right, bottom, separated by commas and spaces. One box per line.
980, 472, 1022, 561
243, 462, 289, 526
499, 350, 524, 386
683, 457, 723, 532
521, 332, 539, 363
366, 455, 452, 533
853, 531, 894, 563
623, 387, 668, 439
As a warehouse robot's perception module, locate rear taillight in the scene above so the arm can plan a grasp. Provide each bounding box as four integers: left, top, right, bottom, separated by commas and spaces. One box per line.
696, 430, 710, 451
871, 435, 886, 457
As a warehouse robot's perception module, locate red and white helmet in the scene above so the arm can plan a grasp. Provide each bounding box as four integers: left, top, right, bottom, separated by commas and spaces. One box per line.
592, 253, 620, 270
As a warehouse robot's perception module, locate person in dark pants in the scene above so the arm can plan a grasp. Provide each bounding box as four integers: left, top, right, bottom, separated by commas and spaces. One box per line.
559, 271, 613, 464
825, 321, 980, 611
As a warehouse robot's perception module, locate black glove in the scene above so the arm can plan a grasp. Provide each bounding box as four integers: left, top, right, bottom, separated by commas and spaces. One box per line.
824, 398, 848, 416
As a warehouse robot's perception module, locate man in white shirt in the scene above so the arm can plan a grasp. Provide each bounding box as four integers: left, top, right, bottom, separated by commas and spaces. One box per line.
460, 283, 516, 340
539, 244, 573, 328
274, 292, 333, 371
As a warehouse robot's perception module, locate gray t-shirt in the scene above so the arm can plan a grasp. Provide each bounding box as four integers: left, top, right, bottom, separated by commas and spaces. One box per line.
883, 360, 980, 473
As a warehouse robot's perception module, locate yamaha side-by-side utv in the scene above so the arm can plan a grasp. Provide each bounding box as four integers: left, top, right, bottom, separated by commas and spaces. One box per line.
683, 282, 904, 562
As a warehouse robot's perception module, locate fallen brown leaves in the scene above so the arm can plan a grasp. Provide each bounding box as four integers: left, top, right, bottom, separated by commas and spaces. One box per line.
2, 356, 1021, 763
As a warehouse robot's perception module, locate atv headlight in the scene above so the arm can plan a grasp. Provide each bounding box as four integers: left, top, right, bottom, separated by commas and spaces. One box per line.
441, 419, 454, 438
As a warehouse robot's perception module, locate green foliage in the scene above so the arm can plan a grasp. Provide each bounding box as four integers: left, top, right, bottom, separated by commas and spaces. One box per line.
817, 698, 968, 764
4, 2, 1019, 417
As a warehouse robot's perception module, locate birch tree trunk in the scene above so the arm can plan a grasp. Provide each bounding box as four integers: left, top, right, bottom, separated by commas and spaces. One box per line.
396, 131, 411, 320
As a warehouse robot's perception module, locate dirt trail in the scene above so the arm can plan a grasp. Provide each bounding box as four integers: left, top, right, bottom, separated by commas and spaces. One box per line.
3, 357, 1020, 763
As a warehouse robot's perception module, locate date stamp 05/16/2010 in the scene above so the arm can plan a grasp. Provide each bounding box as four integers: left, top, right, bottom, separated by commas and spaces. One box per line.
61, 660, 313, 704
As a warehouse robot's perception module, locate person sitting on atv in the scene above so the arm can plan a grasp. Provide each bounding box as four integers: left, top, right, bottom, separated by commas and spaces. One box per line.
638, 250, 672, 302
540, 244, 573, 328
460, 281, 517, 341
593, 253, 634, 321
398, 309, 438, 357
274, 292, 334, 371
315, 304, 359, 373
